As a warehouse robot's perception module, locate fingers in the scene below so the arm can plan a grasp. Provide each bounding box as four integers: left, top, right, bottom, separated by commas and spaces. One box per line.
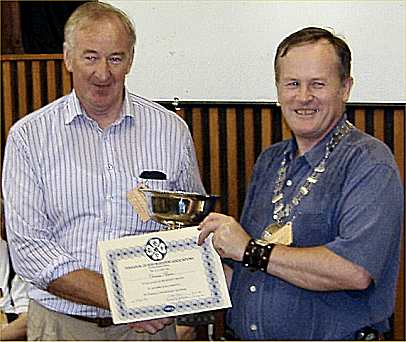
198, 213, 251, 261
197, 213, 232, 245
128, 317, 174, 334
199, 212, 230, 228
197, 224, 214, 245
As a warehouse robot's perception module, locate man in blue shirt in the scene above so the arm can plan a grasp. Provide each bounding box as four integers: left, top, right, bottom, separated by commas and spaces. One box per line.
198, 27, 403, 340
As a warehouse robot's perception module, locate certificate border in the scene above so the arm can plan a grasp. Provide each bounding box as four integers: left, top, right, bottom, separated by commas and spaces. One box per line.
105, 237, 226, 321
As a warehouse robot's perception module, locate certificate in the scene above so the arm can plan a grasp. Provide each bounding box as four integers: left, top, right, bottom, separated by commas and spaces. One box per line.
98, 226, 232, 324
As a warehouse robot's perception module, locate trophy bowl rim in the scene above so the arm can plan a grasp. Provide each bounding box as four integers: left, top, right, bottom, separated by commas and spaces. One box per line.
139, 188, 219, 227
139, 188, 219, 201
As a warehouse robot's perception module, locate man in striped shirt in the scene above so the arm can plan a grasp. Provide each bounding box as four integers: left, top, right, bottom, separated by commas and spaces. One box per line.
2, 2, 205, 340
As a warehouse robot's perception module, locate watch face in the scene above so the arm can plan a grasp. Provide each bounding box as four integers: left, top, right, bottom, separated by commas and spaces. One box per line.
255, 239, 269, 246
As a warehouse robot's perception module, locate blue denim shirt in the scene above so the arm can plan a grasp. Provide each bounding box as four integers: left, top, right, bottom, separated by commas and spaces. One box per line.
226, 116, 403, 340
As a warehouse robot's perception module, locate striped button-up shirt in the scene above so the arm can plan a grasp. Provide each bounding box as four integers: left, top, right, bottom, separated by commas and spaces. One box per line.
2, 89, 205, 317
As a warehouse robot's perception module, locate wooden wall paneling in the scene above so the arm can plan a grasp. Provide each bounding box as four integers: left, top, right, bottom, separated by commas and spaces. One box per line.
61, 61, 72, 95
260, 107, 272, 151
226, 107, 238, 218
209, 107, 221, 211
1, 2, 24, 54
32, 61, 42, 110
1, 60, 12, 186
281, 116, 292, 140
392, 108, 405, 341
176, 108, 185, 120
393, 109, 405, 183
394, 239, 405, 341
16, 61, 27, 117
354, 108, 366, 131
191, 107, 204, 174
243, 107, 255, 188
46, 61, 56, 103
373, 109, 385, 142
2, 61, 14, 145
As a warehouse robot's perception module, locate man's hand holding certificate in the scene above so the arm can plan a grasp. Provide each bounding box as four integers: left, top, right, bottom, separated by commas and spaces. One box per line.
99, 227, 231, 324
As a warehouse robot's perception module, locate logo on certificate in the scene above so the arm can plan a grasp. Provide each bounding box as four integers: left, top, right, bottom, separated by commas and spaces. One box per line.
144, 237, 168, 261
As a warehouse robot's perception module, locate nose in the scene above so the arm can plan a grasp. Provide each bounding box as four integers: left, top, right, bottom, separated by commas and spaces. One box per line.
94, 59, 111, 82
297, 85, 314, 103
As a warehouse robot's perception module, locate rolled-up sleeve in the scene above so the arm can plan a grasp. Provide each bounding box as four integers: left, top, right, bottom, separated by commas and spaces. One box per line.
2, 130, 83, 290
326, 162, 403, 284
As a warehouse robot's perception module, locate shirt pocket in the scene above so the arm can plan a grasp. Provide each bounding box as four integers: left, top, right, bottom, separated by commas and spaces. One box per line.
139, 179, 173, 192
133, 168, 176, 192
293, 210, 332, 247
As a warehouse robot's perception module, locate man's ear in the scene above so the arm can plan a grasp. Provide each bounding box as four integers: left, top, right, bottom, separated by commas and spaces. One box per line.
63, 42, 73, 73
342, 76, 354, 102
126, 47, 135, 74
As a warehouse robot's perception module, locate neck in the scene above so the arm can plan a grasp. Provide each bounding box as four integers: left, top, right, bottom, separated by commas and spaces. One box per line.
81, 103, 123, 129
89, 111, 121, 129
295, 117, 344, 156
295, 137, 322, 157
77, 90, 125, 129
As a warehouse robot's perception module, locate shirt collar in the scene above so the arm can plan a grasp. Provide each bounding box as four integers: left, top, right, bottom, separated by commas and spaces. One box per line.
64, 88, 135, 125
284, 113, 348, 168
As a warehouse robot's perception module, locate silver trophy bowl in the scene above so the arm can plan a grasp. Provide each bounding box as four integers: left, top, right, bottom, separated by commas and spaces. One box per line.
140, 189, 218, 229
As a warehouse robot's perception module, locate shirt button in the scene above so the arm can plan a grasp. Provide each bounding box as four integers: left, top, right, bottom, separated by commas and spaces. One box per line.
250, 324, 258, 332
249, 285, 256, 293
107, 164, 113, 170
286, 179, 293, 186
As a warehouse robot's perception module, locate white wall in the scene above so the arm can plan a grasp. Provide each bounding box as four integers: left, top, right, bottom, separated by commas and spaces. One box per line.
106, 0, 405, 103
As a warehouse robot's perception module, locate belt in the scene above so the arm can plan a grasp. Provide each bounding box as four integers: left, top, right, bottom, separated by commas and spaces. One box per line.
68, 314, 114, 327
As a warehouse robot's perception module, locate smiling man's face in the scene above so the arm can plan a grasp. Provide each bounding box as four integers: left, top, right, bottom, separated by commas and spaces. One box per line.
276, 39, 353, 154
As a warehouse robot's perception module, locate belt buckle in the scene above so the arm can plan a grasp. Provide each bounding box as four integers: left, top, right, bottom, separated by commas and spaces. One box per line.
96, 317, 113, 327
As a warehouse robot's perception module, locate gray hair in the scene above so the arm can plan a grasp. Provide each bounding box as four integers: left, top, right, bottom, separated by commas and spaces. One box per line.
64, 1, 136, 51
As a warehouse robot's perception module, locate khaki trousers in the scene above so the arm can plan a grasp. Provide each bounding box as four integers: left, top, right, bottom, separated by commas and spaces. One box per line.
27, 300, 177, 341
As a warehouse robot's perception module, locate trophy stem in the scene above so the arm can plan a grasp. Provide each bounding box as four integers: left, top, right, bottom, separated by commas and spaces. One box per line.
164, 221, 184, 230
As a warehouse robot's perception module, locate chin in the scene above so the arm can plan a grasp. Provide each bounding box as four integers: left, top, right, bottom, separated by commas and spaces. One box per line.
91, 92, 113, 103
290, 119, 317, 131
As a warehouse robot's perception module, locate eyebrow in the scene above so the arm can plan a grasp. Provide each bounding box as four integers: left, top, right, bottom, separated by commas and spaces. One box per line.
82, 49, 98, 55
81, 50, 127, 57
109, 52, 126, 57
281, 76, 328, 81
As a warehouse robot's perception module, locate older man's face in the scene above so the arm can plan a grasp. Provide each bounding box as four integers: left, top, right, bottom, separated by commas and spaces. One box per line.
64, 16, 133, 120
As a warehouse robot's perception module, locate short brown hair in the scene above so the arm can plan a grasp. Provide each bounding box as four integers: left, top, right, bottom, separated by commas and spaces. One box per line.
64, 1, 136, 51
274, 27, 352, 82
